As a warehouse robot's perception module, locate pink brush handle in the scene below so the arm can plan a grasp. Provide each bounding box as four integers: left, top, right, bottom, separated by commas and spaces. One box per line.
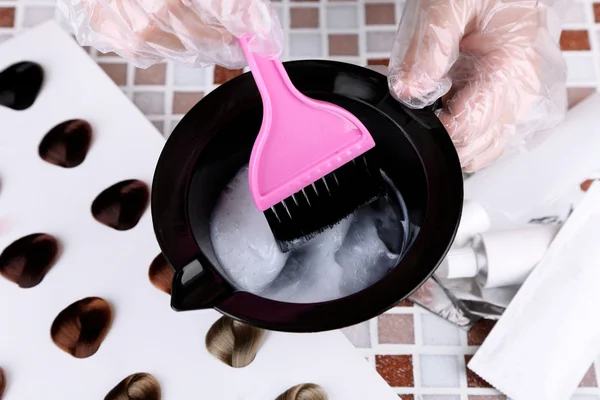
240, 37, 375, 211
239, 38, 296, 120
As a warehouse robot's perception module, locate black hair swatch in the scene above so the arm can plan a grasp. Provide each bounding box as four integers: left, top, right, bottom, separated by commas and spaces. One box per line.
148, 253, 174, 295
50, 297, 113, 359
0, 61, 44, 111
92, 180, 149, 230
39, 119, 93, 168
104, 373, 161, 400
0, 233, 59, 288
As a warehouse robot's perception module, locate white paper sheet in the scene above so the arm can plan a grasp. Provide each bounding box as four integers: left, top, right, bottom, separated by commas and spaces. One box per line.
0, 21, 397, 400
468, 183, 600, 400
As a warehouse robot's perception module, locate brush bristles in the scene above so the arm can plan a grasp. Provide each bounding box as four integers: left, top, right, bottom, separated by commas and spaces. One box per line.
265, 154, 384, 252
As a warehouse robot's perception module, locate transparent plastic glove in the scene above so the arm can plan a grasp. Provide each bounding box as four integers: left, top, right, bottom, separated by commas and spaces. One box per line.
389, 0, 568, 170
57, 0, 284, 69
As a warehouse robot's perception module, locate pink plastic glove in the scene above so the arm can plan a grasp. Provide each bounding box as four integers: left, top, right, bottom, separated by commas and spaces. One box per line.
57, 0, 284, 69
389, 0, 568, 170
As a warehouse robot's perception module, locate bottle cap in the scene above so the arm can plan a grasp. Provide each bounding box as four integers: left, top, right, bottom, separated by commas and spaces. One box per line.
454, 200, 491, 247
438, 247, 478, 279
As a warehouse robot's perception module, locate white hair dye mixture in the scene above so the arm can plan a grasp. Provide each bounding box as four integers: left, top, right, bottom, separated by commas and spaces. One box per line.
209, 165, 406, 303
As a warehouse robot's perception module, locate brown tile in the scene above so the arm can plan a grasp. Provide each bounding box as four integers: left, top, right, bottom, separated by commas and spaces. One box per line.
567, 87, 596, 109
560, 30, 591, 51
465, 355, 493, 388
467, 319, 496, 346
172, 91, 204, 114
0, 7, 15, 27
396, 298, 412, 307
376, 355, 414, 387
594, 3, 600, 23
98, 51, 120, 57
329, 34, 359, 56
399, 395, 414, 400
368, 58, 390, 67
99, 63, 128, 86
468, 396, 507, 400
291, 7, 319, 28
365, 4, 395, 25
135, 64, 166, 85
378, 314, 414, 344
214, 66, 244, 84
579, 364, 598, 387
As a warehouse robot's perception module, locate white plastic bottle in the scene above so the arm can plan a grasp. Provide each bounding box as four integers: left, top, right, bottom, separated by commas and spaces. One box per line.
438, 224, 561, 288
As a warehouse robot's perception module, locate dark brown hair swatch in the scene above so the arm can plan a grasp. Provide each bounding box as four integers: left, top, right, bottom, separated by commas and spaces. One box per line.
39, 119, 93, 168
92, 180, 149, 230
0, 367, 5, 399
205, 316, 266, 368
148, 253, 174, 295
275, 384, 328, 400
0, 61, 44, 111
104, 373, 161, 400
50, 297, 112, 359
0, 233, 59, 288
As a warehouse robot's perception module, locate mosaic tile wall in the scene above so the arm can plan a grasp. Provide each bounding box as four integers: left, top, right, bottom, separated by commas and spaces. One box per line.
2, 0, 600, 399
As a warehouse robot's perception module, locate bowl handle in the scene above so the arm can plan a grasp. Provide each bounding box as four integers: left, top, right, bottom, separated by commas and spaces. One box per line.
170, 258, 234, 311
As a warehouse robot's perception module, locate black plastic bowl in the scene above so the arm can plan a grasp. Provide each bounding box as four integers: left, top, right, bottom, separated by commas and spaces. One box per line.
151, 60, 463, 333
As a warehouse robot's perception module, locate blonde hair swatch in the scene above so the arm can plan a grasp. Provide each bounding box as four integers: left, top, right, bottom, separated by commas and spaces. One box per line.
0, 367, 5, 399
148, 253, 174, 295
50, 297, 112, 358
205, 316, 266, 368
275, 383, 328, 400
104, 373, 161, 400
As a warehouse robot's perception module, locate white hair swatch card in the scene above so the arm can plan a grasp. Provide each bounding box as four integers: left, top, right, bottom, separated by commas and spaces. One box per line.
0, 22, 398, 400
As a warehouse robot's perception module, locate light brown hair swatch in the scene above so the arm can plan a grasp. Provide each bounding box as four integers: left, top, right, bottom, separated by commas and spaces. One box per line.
148, 253, 174, 295
104, 373, 161, 400
275, 383, 328, 400
39, 119, 93, 168
0, 233, 59, 288
0, 367, 5, 399
91, 180, 149, 231
205, 316, 266, 368
50, 297, 112, 358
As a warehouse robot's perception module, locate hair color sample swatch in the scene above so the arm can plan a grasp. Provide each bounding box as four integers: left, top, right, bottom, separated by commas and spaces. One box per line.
104, 373, 161, 400
0, 233, 59, 288
0, 61, 44, 110
148, 253, 174, 295
50, 297, 112, 359
91, 180, 149, 231
0, 367, 5, 399
205, 316, 266, 368
39, 119, 93, 168
275, 383, 329, 400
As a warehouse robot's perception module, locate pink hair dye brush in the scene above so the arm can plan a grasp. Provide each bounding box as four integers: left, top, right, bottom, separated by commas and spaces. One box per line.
240, 38, 384, 252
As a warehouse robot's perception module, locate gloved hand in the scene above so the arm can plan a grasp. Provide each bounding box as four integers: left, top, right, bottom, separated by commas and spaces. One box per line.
57, 0, 284, 69
389, 0, 568, 170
